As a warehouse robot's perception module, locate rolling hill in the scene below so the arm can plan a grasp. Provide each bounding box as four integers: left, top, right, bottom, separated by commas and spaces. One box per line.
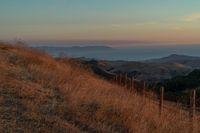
0, 43, 198, 133
82, 59, 191, 83
145, 54, 200, 69
82, 54, 200, 83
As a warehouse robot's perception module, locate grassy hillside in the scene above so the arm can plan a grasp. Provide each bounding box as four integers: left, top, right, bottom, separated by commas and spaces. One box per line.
0, 43, 198, 133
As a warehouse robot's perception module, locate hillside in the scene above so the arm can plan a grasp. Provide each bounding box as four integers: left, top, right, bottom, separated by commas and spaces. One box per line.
0, 43, 198, 133
161, 69, 200, 92
145, 54, 200, 64
145, 54, 200, 70
80, 54, 200, 83
82, 59, 192, 82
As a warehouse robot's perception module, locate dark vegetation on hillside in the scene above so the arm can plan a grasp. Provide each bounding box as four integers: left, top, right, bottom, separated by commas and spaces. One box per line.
160, 69, 200, 92
156, 70, 200, 106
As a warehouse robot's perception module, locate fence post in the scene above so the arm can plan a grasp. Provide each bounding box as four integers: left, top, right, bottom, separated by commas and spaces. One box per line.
127, 77, 130, 89
130, 77, 133, 90
159, 87, 164, 116
115, 75, 118, 83
190, 89, 196, 133
132, 77, 134, 90
113, 75, 116, 83
119, 73, 122, 86
190, 89, 196, 118
142, 81, 146, 96
124, 73, 128, 88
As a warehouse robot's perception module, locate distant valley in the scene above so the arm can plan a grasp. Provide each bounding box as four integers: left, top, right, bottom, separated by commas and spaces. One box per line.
32, 45, 200, 83
81, 54, 200, 83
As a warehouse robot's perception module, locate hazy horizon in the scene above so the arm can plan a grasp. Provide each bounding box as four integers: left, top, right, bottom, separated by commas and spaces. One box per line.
32, 42, 200, 61
1, 0, 200, 45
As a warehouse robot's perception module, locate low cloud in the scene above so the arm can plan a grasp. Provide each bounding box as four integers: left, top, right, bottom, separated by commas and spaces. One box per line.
182, 13, 200, 22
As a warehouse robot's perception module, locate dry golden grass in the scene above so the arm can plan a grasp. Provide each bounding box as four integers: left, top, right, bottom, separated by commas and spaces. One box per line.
0, 43, 199, 133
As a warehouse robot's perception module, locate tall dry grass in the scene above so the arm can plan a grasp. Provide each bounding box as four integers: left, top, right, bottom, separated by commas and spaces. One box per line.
0, 43, 199, 133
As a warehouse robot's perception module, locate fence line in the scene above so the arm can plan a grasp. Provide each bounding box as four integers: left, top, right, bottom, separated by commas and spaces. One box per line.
113, 74, 199, 118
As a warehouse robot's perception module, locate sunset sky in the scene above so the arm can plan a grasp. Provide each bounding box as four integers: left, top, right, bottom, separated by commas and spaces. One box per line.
0, 0, 200, 44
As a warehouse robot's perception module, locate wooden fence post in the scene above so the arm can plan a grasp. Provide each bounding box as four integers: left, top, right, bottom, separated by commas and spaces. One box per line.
131, 77, 134, 90
115, 75, 118, 83
124, 73, 128, 88
159, 87, 164, 116
190, 89, 196, 133
190, 89, 196, 118
113, 75, 116, 83
127, 77, 130, 89
130, 77, 133, 90
142, 81, 146, 96
119, 73, 122, 86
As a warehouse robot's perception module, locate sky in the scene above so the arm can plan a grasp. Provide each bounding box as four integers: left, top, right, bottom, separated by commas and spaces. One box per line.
0, 0, 200, 45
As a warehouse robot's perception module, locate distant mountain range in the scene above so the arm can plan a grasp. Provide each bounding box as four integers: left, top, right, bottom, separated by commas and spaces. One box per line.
33, 46, 113, 57
32, 45, 200, 60
35, 46, 112, 51
145, 54, 200, 69
81, 54, 200, 83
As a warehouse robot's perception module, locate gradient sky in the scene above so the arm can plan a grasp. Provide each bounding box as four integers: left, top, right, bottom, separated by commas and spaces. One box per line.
0, 0, 200, 44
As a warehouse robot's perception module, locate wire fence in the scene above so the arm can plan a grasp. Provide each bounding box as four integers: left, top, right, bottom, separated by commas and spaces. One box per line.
111, 73, 200, 118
